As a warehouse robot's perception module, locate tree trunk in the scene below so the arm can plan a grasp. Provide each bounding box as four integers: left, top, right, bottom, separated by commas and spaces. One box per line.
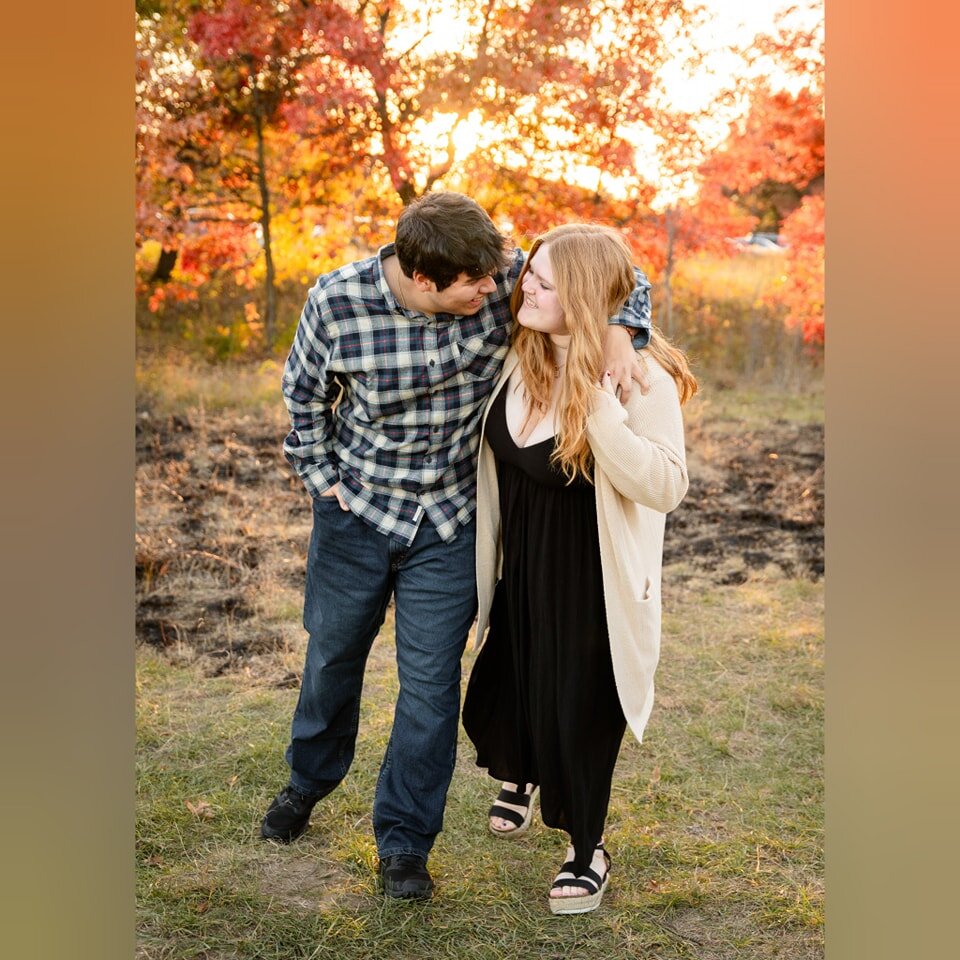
149, 246, 178, 283
252, 90, 277, 346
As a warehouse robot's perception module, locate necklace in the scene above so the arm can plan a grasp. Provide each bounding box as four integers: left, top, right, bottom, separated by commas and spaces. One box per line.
552, 346, 568, 379
394, 261, 409, 311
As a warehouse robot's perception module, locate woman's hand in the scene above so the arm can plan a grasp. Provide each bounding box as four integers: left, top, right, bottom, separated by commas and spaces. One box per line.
593, 370, 626, 414
601, 369, 619, 397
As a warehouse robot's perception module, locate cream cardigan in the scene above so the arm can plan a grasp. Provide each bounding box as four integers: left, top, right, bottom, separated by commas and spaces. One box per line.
472, 347, 689, 743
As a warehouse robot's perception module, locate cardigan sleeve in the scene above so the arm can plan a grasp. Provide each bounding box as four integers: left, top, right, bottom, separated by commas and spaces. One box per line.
585, 360, 689, 514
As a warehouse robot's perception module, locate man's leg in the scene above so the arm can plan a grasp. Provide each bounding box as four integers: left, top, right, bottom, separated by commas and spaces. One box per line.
372, 518, 478, 863
262, 498, 393, 840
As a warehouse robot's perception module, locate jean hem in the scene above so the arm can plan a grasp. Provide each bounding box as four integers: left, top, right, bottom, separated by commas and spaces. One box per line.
287, 775, 330, 802
377, 846, 432, 862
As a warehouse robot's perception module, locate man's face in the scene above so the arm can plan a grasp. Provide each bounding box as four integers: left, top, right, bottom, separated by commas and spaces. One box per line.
426, 271, 498, 316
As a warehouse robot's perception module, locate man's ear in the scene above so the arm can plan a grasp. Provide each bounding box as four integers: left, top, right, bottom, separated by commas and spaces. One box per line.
411, 270, 436, 292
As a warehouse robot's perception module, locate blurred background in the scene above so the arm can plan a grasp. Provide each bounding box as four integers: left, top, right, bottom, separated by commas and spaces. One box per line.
135, 0, 823, 385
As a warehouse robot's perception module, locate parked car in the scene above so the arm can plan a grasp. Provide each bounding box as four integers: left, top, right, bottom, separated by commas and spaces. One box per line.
726, 231, 788, 254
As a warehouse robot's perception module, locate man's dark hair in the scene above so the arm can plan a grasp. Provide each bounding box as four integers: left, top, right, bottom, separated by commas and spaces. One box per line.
394, 192, 509, 291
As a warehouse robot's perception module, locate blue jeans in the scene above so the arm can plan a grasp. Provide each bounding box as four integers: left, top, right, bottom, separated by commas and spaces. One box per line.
285, 496, 477, 860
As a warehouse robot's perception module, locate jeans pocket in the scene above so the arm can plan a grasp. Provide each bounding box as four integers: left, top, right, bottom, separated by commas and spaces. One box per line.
312, 494, 348, 521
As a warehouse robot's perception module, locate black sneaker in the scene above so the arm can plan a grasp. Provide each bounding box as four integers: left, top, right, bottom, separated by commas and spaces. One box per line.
259, 785, 317, 842
378, 854, 434, 900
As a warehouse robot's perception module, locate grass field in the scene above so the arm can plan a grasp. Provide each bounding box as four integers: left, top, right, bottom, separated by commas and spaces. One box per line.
136, 358, 823, 959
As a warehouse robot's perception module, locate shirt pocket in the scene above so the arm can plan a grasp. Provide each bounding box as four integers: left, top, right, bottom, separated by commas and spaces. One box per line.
450, 328, 509, 382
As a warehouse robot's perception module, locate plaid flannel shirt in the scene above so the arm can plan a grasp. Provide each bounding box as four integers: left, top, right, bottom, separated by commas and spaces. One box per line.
282, 242, 652, 546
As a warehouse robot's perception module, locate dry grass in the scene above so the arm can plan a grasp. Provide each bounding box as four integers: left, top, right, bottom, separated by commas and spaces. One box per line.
678, 251, 787, 303
136, 355, 287, 417
654, 252, 819, 391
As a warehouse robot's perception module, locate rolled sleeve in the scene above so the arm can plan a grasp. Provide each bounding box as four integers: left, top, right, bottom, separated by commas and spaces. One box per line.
608, 267, 652, 348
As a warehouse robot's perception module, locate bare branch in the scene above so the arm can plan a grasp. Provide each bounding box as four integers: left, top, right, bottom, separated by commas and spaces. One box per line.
424, 125, 458, 191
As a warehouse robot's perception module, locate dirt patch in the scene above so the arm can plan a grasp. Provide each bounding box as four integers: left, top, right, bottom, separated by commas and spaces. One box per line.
244, 851, 365, 913
184, 846, 367, 914
135, 404, 308, 679
648, 906, 824, 960
666, 416, 824, 584
136, 402, 823, 676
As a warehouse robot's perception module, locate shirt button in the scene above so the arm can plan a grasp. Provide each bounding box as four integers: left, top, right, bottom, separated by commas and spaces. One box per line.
428, 359, 435, 367
424, 455, 433, 463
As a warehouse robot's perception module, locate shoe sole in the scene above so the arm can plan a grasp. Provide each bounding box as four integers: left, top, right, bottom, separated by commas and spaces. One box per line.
380, 875, 434, 900
383, 885, 434, 901
488, 786, 539, 839
259, 819, 309, 842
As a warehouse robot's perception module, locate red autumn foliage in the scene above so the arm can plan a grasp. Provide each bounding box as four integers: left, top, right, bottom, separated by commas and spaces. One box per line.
177, 225, 256, 285
774, 195, 825, 345
188, 0, 307, 63
699, 9, 824, 344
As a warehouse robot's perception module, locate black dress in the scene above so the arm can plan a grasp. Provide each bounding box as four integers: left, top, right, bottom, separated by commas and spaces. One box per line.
462, 384, 627, 875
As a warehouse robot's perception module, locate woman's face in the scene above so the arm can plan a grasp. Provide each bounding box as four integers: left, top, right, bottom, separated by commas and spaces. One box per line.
517, 243, 567, 335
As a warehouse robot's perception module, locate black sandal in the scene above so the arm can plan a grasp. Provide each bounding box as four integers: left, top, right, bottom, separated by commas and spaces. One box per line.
488, 782, 538, 838
549, 843, 612, 915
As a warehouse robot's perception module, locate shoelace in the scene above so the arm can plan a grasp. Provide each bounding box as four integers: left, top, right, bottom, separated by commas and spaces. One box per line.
387, 854, 424, 868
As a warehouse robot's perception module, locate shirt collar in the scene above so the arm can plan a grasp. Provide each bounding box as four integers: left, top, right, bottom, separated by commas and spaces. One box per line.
376, 243, 404, 312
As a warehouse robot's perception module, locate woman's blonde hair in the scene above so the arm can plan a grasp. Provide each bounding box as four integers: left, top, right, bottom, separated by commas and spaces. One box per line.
510, 223, 697, 483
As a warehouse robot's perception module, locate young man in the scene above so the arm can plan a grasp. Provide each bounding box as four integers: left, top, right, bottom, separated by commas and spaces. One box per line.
262, 192, 651, 900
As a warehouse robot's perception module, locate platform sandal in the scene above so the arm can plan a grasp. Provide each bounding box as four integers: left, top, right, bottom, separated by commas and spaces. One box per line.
488, 782, 539, 838
548, 843, 611, 915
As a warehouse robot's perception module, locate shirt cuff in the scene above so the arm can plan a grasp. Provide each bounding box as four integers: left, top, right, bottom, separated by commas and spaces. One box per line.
629, 324, 651, 349
607, 319, 651, 350
302, 461, 340, 498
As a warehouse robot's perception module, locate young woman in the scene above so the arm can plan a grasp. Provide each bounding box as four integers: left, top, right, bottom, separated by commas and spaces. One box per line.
462, 223, 696, 914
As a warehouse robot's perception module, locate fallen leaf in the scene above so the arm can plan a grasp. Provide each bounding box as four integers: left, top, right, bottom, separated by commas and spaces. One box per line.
185, 799, 215, 819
